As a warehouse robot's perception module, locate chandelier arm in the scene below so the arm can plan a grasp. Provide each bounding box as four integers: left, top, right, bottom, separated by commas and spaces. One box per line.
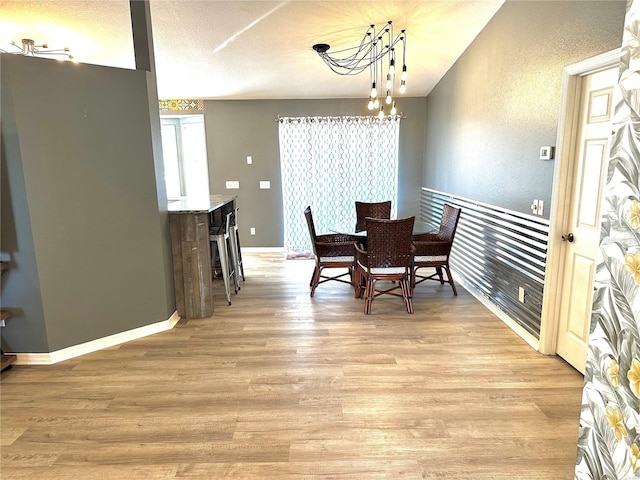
401, 32, 407, 67
35, 50, 72, 55
317, 48, 379, 74
317, 55, 368, 75
322, 63, 370, 76
317, 41, 376, 66
318, 55, 371, 74
311, 20, 406, 114
315, 35, 404, 74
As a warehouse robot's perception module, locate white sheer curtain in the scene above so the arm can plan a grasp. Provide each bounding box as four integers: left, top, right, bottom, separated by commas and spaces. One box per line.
278, 115, 400, 254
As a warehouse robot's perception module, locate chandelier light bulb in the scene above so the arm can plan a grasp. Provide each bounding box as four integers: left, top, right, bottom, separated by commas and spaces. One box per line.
373, 97, 380, 109
386, 73, 392, 89
378, 106, 385, 119
389, 58, 395, 76
370, 82, 377, 98
399, 79, 406, 94
368, 99, 374, 110
390, 101, 397, 116
401, 65, 407, 81
385, 91, 392, 104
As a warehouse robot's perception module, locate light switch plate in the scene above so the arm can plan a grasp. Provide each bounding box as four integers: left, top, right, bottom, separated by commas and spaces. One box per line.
537, 200, 544, 216
259, 181, 271, 189
246, 156, 252, 165
539, 146, 554, 160
225, 181, 240, 189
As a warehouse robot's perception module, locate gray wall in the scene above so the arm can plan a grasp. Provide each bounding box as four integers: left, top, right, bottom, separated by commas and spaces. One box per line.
423, 0, 626, 218
204, 97, 427, 247
1, 54, 174, 353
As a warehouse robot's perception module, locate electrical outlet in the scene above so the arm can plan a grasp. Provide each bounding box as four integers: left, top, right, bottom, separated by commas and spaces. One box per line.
259, 181, 271, 189
250, 227, 256, 235
531, 199, 538, 215
225, 180, 239, 189
518, 287, 525, 303
246, 155, 252, 164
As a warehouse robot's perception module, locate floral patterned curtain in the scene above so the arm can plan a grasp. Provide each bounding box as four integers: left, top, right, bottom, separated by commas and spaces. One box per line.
575, 2, 640, 478
278, 116, 400, 254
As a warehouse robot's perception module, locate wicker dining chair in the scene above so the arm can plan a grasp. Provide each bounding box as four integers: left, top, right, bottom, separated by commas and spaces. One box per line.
304, 206, 359, 297
412, 204, 462, 295
354, 216, 415, 314
354, 200, 392, 233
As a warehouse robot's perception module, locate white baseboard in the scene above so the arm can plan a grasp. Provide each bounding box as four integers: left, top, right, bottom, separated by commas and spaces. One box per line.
242, 247, 286, 253
10, 311, 181, 365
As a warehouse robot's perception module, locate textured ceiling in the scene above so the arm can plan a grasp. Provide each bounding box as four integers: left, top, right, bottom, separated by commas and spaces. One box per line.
1, 0, 504, 100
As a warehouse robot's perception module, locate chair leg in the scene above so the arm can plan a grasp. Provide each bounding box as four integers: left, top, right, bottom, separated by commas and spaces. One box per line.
225, 236, 239, 295
212, 237, 233, 305
401, 278, 414, 314
310, 266, 318, 287
444, 265, 458, 296
235, 230, 245, 281
363, 276, 374, 314
310, 264, 321, 297
227, 235, 241, 292
354, 267, 364, 298
436, 266, 445, 284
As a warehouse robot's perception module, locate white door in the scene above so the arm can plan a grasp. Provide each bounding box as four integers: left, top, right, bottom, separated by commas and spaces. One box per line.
555, 66, 618, 373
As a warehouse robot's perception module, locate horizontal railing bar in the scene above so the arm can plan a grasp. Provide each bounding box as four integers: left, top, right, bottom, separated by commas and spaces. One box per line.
423, 187, 550, 227
420, 188, 548, 340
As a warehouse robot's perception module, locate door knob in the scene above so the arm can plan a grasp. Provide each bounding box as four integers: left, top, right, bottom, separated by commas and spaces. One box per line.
562, 232, 575, 243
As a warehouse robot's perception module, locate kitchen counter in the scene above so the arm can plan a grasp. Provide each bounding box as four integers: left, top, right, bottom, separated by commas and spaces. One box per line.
168, 194, 237, 319
168, 194, 237, 214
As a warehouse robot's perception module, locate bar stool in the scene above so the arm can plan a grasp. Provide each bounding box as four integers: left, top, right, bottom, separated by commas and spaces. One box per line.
210, 212, 237, 305
230, 206, 245, 282
225, 211, 241, 293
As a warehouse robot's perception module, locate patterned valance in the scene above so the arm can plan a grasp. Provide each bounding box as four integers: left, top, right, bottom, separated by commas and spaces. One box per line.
159, 99, 204, 111
277, 115, 402, 125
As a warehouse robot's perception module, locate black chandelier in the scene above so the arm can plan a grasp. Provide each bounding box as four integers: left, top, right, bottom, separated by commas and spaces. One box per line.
0, 38, 74, 61
312, 21, 407, 117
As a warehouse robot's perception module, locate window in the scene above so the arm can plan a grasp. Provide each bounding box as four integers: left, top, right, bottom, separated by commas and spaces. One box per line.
160, 115, 209, 199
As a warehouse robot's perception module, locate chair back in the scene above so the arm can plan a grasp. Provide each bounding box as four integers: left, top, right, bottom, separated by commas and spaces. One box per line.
355, 200, 392, 232
225, 211, 234, 236
438, 204, 462, 242
365, 216, 415, 268
233, 206, 240, 228
304, 206, 319, 256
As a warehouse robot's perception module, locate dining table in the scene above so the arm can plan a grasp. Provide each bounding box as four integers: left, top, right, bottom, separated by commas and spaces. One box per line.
330, 218, 438, 298
330, 219, 439, 238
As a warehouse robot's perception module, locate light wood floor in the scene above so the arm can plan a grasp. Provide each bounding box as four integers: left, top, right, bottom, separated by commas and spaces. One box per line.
1, 252, 584, 479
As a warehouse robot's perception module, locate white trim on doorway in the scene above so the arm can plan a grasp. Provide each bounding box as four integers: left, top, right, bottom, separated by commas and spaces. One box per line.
538, 48, 622, 355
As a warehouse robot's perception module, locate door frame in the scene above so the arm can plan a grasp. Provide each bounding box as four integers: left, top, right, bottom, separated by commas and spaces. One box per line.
539, 48, 621, 355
